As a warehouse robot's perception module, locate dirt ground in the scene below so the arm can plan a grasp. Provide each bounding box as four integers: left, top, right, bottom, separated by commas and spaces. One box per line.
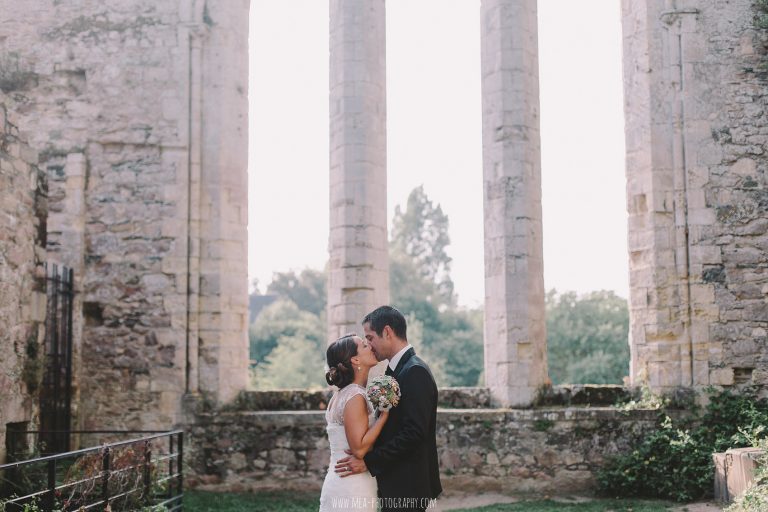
668, 503, 724, 512
434, 492, 725, 511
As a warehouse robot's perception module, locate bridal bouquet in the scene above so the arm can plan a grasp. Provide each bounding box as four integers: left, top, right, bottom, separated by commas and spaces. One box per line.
367, 375, 401, 412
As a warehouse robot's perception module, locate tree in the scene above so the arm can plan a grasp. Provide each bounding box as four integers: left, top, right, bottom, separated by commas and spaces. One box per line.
248, 270, 329, 390
432, 308, 484, 386
389, 186, 484, 387
249, 299, 325, 375
253, 335, 327, 390
545, 289, 630, 385
266, 268, 327, 316
391, 185, 454, 305
403, 313, 447, 385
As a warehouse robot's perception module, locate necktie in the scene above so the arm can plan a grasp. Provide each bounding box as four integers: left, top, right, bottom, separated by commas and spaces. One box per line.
385, 365, 394, 377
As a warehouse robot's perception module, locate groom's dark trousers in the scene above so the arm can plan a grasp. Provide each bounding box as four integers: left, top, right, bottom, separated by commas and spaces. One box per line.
364, 348, 442, 512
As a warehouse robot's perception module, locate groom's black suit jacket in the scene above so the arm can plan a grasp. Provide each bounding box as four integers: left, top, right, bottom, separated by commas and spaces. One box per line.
363, 348, 442, 502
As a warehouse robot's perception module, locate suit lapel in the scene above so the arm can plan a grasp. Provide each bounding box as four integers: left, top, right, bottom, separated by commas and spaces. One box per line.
392, 347, 415, 378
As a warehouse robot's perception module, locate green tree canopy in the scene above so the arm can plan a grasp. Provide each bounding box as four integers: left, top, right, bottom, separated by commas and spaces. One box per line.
389, 186, 483, 387
545, 289, 630, 385
266, 268, 327, 316
249, 298, 325, 367
253, 334, 327, 390
391, 185, 454, 305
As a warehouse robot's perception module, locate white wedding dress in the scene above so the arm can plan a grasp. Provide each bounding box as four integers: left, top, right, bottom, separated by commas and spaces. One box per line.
319, 383, 378, 511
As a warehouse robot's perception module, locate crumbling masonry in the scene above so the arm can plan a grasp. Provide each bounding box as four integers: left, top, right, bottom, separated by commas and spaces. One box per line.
0, 0, 766, 487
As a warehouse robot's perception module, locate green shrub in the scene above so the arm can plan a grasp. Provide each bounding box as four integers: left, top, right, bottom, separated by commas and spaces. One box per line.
597, 387, 768, 502
755, 0, 768, 30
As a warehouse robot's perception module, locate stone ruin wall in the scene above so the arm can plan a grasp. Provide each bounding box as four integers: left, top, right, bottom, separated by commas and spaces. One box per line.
0, 0, 250, 432
699, 0, 768, 389
0, 92, 47, 461
623, 0, 768, 393
187, 388, 678, 494
0, 0, 765, 480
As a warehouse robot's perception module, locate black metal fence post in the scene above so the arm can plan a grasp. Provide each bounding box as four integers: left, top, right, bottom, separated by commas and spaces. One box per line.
168, 434, 175, 499
64, 267, 74, 453
102, 446, 111, 508
40, 265, 75, 455
177, 432, 184, 506
44, 458, 56, 511
143, 440, 152, 505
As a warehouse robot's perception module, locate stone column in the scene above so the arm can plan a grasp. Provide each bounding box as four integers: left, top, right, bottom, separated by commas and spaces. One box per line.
196, 0, 250, 404
622, 0, 689, 391
481, 0, 547, 407
622, 0, 740, 392
328, 0, 389, 342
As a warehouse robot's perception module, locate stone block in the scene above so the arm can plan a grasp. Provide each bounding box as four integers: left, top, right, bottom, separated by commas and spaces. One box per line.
714, 448, 764, 504
648, 362, 682, 388
690, 245, 722, 265
688, 208, 716, 226
731, 157, 756, 177
710, 368, 735, 386
690, 284, 715, 305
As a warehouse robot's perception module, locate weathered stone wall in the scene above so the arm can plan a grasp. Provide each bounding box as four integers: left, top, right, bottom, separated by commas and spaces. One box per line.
700, 1, 768, 389
188, 402, 677, 495
0, 0, 249, 431
222, 386, 631, 412
0, 93, 47, 462
622, 0, 768, 392
187, 387, 646, 494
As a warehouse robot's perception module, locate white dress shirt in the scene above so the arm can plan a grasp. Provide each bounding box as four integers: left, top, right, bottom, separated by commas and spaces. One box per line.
388, 344, 413, 372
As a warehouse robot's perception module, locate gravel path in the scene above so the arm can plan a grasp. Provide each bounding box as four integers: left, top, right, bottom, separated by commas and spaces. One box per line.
433, 493, 725, 511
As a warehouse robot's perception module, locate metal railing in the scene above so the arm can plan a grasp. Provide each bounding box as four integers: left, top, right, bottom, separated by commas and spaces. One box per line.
40, 265, 75, 455
0, 430, 183, 512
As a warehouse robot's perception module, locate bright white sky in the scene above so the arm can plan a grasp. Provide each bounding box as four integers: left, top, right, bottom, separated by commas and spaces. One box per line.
248, 1, 628, 308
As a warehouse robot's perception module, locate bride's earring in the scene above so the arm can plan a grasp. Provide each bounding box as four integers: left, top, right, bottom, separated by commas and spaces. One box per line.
357, 366, 361, 371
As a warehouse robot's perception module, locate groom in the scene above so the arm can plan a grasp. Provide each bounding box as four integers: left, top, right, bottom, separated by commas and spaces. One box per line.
335, 305, 442, 511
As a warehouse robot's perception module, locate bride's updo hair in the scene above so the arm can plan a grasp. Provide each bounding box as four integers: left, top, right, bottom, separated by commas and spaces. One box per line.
325, 334, 358, 388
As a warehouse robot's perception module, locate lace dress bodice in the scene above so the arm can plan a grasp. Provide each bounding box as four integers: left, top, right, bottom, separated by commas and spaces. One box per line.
325, 384, 375, 453
326, 384, 374, 424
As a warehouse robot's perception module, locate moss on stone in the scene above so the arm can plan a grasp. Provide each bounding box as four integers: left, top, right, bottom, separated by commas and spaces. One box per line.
0, 53, 38, 93
21, 333, 43, 394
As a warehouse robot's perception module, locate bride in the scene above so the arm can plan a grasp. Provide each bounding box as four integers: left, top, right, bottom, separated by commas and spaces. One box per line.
319, 334, 389, 511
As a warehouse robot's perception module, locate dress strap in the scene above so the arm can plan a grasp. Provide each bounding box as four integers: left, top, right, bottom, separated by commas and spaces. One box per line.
327, 384, 369, 425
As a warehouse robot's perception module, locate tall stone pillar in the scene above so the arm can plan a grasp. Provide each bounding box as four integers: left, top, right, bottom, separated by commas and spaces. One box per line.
621, 0, 759, 392
197, 0, 250, 403
328, 0, 389, 342
481, 0, 547, 407
622, 0, 689, 391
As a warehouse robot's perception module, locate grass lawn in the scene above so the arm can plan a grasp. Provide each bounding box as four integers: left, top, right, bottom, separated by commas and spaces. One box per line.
184, 491, 680, 512
184, 490, 319, 511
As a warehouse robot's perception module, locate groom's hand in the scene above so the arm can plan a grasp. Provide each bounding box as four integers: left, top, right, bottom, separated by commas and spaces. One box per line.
334, 450, 367, 478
